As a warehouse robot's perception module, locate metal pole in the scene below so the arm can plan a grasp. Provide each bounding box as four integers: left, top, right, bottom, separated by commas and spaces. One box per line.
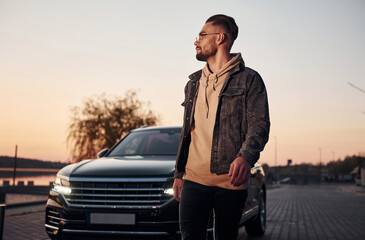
274, 136, 277, 181
319, 147, 322, 182
0, 203, 4, 240
274, 136, 277, 168
319, 147, 322, 166
13, 145, 17, 187
348, 82, 365, 94
0, 192, 4, 240
347, 82, 365, 114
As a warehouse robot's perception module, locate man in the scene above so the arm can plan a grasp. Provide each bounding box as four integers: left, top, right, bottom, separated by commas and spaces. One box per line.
173, 14, 270, 240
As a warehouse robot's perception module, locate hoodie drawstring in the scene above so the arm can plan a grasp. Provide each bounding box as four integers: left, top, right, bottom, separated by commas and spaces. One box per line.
201, 53, 241, 119
205, 74, 210, 118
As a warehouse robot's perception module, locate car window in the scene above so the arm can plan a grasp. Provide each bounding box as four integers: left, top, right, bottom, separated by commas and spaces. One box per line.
108, 129, 181, 157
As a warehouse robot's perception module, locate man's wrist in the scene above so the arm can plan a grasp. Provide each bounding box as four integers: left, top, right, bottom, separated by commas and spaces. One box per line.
174, 172, 184, 179
237, 151, 256, 167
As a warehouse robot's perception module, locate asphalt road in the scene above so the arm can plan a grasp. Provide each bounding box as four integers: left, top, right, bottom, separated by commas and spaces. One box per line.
3, 184, 365, 240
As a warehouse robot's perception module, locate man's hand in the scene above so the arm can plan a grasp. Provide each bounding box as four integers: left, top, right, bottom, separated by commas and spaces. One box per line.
228, 156, 251, 187
173, 178, 183, 202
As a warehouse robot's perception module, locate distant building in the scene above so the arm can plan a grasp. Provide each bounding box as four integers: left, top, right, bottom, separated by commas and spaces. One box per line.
351, 166, 361, 185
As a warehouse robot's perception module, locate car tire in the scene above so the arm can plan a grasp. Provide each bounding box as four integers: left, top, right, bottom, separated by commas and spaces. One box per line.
245, 188, 266, 236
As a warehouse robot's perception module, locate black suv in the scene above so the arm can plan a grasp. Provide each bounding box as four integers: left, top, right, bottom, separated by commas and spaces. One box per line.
45, 126, 266, 240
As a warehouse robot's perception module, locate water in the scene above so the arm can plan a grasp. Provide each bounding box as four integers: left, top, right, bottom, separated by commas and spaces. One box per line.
1, 174, 57, 186
0, 168, 59, 186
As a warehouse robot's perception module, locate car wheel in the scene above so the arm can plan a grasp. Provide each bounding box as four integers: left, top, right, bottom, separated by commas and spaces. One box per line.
245, 188, 266, 236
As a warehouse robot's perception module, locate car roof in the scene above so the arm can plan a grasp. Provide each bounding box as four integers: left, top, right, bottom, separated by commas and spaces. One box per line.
131, 126, 182, 132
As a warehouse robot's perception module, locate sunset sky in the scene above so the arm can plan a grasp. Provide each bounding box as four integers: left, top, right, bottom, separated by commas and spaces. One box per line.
0, 0, 364, 166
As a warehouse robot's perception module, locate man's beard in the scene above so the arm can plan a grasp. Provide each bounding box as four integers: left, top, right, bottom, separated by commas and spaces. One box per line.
196, 45, 217, 62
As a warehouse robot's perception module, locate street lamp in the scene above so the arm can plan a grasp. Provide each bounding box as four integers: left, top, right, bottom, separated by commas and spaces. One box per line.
319, 147, 322, 166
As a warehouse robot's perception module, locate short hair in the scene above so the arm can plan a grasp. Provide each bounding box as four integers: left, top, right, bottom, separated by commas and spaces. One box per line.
205, 14, 238, 47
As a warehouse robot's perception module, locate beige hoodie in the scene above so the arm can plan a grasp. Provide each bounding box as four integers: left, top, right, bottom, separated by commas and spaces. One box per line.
183, 53, 245, 190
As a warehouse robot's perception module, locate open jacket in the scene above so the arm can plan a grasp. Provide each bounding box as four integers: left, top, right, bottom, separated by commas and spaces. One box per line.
174, 60, 270, 179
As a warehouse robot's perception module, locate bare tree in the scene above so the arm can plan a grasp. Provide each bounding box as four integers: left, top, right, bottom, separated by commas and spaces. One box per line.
67, 90, 159, 162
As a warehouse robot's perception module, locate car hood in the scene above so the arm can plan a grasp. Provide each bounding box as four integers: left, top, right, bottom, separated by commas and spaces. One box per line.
58, 155, 176, 179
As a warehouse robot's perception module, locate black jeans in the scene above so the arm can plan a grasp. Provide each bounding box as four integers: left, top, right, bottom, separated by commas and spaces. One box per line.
179, 180, 248, 240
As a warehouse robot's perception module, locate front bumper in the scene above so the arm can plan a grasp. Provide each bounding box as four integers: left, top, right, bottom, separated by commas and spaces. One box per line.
45, 190, 180, 240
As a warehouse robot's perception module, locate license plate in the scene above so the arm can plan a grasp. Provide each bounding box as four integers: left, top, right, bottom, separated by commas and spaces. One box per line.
88, 213, 135, 225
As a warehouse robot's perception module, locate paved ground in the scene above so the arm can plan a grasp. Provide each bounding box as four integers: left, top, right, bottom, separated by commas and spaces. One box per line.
5, 193, 47, 205
2, 184, 365, 240
237, 184, 365, 240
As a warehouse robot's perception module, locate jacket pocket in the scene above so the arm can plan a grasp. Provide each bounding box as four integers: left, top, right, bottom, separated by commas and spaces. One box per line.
220, 88, 244, 96
219, 88, 245, 117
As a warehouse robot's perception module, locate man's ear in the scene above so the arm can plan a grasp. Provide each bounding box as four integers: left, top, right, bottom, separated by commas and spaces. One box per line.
216, 33, 226, 45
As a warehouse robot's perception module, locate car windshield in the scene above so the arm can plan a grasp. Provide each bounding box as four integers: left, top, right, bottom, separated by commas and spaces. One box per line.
108, 128, 181, 157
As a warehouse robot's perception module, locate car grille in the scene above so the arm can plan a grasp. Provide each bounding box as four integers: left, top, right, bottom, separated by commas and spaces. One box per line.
45, 207, 65, 233
65, 178, 173, 208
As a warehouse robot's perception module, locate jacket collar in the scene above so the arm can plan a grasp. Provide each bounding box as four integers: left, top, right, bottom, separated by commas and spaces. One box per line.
188, 70, 202, 81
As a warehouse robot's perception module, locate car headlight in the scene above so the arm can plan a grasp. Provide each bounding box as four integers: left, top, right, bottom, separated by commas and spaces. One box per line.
164, 188, 174, 195
53, 176, 72, 195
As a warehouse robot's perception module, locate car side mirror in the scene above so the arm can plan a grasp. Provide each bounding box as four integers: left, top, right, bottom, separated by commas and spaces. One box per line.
97, 148, 109, 158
